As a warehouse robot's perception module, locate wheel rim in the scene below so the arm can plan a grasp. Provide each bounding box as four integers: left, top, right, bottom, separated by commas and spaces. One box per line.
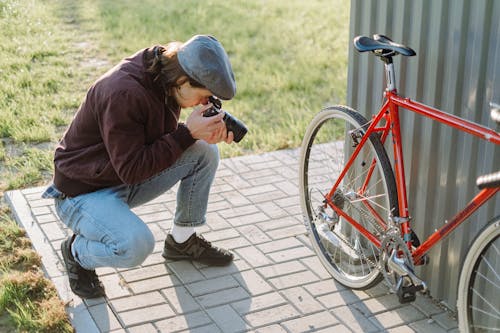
466, 233, 500, 332
301, 108, 396, 288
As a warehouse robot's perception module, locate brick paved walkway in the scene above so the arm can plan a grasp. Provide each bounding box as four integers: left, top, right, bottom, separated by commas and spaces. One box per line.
5, 148, 458, 333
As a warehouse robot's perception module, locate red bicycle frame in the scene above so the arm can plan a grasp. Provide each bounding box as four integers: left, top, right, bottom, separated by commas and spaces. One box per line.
327, 89, 500, 264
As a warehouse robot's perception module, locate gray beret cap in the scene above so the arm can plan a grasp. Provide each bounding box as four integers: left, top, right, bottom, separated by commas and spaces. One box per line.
178, 35, 236, 100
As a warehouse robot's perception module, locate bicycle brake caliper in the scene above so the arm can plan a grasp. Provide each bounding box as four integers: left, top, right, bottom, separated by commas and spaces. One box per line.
349, 128, 364, 147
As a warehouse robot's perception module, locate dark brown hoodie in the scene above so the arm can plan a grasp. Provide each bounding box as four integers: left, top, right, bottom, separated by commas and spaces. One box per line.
53, 48, 196, 197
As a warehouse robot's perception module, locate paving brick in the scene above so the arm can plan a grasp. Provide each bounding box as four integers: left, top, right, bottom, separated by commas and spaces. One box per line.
131, 203, 166, 215
126, 323, 158, 333
331, 305, 380, 333
281, 310, 339, 332
196, 286, 249, 308
266, 245, 315, 263
207, 305, 250, 333
388, 325, 418, 332
317, 290, 362, 309
167, 261, 205, 284
218, 204, 260, 219
221, 190, 252, 206
431, 311, 458, 330
162, 285, 201, 314
140, 211, 169, 223
241, 168, 275, 180
186, 323, 222, 333
257, 261, 307, 279
203, 228, 240, 242
35, 213, 58, 223
99, 274, 132, 299
254, 324, 288, 333
217, 174, 252, 189
236, 246, 272, 267
244, 304, 300, 327
40, 221, 66, 241
155, 311, 212, 332
234, 270, 274, 295
200, 259, 250, 279
120, 264, 170, 283
357, 293, 407, 315
88, 302, 123, 332
128, 274, 181, 294
266, 224, 306, 240
227, 212, 270, 226
269, 270, 320, 290
239, 184, 278, 197
140, 252, 169, 266
211, 237, 252, 251
205, 212, 232, 230
299, 256, 332, 280
256, 201, 288, 219
237, 224, 271, 244
247, 174, 286, 187
247, 190, 288, 204
118, 303, 175, 326
186, 275, 239, 297
232, 292, 287, 315
110, 291, 165, 312
315, 324, 357, 333
413, 294, 447, 317
257, 237, 304, 254
368, 305, 426, 329
280, 286, 324, 314
303, 279, 347, 296
31, 206, 52, 215
258, 217, 299, 232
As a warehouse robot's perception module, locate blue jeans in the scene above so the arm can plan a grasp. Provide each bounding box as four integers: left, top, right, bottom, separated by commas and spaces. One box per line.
47, 141, 219, 270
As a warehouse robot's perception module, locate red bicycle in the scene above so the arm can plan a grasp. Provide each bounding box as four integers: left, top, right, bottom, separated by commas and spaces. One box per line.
299, 34, 499, 332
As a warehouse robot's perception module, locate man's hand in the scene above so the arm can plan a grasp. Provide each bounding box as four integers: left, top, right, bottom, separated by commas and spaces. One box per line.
186, 104, 233, 144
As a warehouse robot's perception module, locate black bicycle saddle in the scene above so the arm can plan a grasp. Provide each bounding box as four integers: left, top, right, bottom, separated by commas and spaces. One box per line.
354, 34, 416, 57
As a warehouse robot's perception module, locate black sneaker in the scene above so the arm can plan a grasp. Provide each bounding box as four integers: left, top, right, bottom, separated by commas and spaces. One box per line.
61, 235, 105, 299
162, 233, 234, 266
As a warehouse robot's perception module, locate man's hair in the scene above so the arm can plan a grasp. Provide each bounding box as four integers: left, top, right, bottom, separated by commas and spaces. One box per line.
147, 42, 205, 93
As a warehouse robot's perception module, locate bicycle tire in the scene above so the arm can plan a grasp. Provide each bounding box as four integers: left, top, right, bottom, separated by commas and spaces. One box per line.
299, 106, 399, 289
457, 216, 500, 333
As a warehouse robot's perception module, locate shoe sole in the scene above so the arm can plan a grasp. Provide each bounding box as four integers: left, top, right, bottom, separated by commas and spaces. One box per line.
162, 249, 233, 266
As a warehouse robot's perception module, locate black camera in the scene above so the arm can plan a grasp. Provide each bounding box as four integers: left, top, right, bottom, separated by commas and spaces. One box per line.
203, 96, 248, 143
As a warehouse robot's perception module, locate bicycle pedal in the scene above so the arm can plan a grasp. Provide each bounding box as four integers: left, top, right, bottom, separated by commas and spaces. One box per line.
396, 284, 424, 304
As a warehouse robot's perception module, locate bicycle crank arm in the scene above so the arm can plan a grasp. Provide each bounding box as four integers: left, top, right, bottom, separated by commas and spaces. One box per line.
388, 251, 428, 293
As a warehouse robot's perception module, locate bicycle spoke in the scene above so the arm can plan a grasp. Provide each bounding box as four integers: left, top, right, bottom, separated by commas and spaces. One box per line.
470, 288, 500, 318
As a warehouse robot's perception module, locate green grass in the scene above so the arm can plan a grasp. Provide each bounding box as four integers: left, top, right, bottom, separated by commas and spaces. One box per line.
94, 0, 350, 156
0, 0, 349, 190
0, 207, 72, 332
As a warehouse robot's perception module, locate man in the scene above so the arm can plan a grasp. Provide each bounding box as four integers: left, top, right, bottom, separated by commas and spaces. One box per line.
43, 35, 237, 299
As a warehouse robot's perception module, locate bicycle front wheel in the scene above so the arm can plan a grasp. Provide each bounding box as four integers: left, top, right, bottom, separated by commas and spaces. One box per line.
457, 216, 500, 332
299, 106, 398, 289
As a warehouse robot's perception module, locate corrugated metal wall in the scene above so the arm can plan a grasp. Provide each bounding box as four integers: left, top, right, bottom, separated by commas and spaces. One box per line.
347, 0, 499, 310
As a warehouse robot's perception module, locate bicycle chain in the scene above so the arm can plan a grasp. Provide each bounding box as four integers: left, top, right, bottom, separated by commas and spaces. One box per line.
320, 195, 384, 269
320, 189, 404, 276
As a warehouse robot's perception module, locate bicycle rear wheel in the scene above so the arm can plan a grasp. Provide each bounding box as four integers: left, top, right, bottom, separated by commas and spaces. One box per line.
457, 216, 500, 332
299, 106, 398, 289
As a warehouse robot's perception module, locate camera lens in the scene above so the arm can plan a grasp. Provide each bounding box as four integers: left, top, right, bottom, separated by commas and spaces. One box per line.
223, 111, 248, 143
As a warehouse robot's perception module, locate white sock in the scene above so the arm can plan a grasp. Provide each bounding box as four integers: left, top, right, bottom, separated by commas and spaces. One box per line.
171, 224, 195, 244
